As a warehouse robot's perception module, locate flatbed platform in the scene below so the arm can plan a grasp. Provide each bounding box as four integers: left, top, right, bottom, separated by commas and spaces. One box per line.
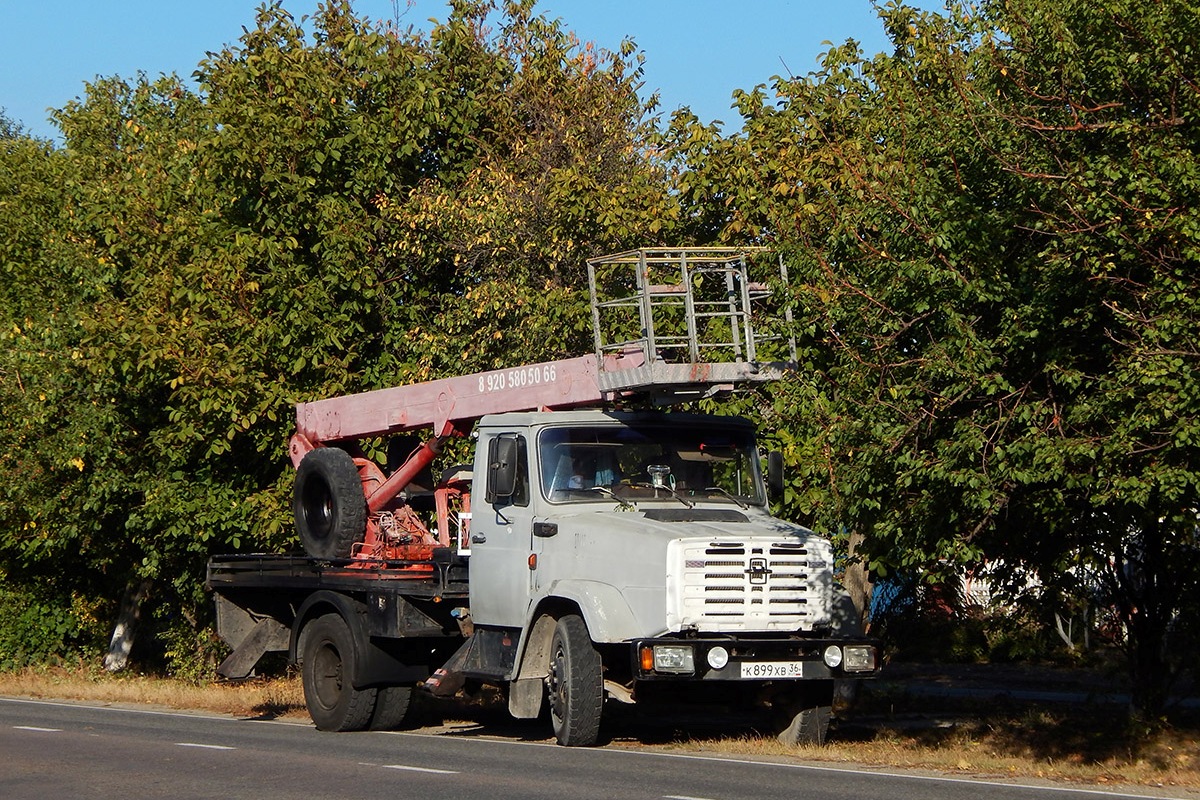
206, 553, 470, 600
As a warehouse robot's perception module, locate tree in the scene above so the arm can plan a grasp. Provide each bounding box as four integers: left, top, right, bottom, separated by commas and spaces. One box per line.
0, 0, 678, 672
377, 0, 678, 376
673, 0, 1200, 720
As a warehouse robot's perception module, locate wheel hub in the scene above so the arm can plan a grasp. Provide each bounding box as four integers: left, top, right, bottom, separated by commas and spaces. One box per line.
313, 643, 344, 709
547, 649, 567, 721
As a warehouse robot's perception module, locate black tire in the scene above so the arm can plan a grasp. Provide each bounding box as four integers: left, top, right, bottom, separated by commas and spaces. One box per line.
300, 614, 377, 732
775, 680, 834, 746
369, 684, 417, 731
294, 447, 366, 559
545, 614, 603, 746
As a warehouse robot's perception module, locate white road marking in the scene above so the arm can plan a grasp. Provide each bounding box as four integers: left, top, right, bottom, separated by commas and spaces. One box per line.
665, 795, 719, 800
13, 726, 61, 733
381, 764, 459, 775
175, 742, 235, 750
0, 696, 311, 728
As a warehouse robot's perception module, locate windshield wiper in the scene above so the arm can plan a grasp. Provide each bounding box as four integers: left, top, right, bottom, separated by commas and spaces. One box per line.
627, 482, 694, 509
703, 486, 749, 509
585, 485, 637, 511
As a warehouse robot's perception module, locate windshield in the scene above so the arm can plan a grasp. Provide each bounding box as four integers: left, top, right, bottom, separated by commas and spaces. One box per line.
538, 423, 765, 506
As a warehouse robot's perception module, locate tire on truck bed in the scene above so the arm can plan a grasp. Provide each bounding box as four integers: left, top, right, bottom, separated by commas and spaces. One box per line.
294, 447, 365, 559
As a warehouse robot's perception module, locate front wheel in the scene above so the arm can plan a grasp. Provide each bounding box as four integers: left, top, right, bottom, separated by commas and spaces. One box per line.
545, 614, 603, 746
300, 613, 377, 731
775, 680, 834, 746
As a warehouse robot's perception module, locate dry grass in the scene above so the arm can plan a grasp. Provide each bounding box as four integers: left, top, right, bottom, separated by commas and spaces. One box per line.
0, 665, 308, 721
607, 685, 1200, 794
666, 719, 1199, 793
2, 666, 1197, 794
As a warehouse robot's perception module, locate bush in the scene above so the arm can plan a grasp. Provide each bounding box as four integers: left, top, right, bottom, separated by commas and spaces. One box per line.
871, 575, 1059, 664
0, 586, 103, 669
156, 617, 226, 684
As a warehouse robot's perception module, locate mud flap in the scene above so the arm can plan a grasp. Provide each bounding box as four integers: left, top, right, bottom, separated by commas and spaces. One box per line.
217, 617, 289, 679
422, 628, 518, 695
508, 677, 543, 719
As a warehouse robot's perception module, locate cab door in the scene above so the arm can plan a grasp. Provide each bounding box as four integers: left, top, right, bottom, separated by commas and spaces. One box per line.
466, 432, 536, 629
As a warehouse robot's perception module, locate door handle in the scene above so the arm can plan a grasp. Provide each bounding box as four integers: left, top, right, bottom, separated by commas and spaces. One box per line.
471, 533, 487, 544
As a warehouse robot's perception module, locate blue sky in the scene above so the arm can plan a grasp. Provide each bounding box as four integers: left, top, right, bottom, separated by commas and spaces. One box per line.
1, 1, 903, 141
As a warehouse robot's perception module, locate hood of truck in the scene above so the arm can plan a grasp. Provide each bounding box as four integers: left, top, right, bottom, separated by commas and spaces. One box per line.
540, 503, 834, 635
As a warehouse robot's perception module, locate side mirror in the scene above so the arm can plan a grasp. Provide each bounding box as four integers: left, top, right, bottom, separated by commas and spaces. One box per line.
766, 451, 784, 501
486, 436, 519, 504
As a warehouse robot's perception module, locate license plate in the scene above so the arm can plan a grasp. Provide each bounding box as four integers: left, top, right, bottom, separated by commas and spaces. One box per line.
739, 661, 804, 679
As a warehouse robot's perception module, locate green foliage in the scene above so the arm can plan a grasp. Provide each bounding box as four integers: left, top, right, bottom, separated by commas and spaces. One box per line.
675, 0, 1200, 718
0, 584, 105, 669
872, 577, 1060, 665
152, 609, 226, 684
379, 0, 678, 374
0, 1, 676, 672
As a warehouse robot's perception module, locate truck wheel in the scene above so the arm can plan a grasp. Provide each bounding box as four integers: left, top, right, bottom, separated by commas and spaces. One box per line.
368, 684, 416, 730
295, 447, 365, 559
545, 614, 603, 746
775, 680, 834, 746
301, 613, 377, 731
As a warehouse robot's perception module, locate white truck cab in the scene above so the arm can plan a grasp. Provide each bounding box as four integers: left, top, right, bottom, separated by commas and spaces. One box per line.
440, 409, 874, 746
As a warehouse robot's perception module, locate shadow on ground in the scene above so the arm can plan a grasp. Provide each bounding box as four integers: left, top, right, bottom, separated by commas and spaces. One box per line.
367, 662, 1199, 771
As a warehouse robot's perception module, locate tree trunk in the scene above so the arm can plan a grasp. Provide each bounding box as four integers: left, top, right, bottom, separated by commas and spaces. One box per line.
1118, 518, 1175, 725
1127, 608, 1172, 724
843, 529, 874, 633
104, 579, 153, 672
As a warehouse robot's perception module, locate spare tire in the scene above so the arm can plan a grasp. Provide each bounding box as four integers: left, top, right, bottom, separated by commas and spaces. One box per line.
294, 447, 366, 559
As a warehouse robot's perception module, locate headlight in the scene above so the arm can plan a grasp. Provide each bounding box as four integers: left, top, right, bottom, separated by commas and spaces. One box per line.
706, 646, 730, 670
652, 645, 695, 674
822, 645, 843, 669
842, 644, 876, 672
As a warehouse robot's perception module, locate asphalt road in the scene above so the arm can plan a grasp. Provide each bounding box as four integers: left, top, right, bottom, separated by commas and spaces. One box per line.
1, 696, 1193, 800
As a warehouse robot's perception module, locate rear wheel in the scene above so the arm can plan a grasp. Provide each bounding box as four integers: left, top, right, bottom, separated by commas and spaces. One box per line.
294, 447, 365, 559
545, 614, 603, 746
369, 684, 417, 730
775, 680, 834, 746
300, 614, 377, 731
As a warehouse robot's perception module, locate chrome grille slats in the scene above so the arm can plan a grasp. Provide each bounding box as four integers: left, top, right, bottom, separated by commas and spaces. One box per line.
666, 536, 833, 632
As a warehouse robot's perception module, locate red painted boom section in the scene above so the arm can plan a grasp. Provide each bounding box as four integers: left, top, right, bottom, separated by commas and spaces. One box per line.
294, 354, 616, 451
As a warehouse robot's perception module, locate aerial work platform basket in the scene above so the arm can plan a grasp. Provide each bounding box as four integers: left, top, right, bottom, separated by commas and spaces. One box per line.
586, 247, 796, 397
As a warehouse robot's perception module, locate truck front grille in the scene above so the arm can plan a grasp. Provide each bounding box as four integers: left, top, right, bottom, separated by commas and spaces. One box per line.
667, 538, 833, 633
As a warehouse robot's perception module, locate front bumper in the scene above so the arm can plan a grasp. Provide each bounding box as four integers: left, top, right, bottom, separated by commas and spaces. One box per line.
631, 636, 880, 681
